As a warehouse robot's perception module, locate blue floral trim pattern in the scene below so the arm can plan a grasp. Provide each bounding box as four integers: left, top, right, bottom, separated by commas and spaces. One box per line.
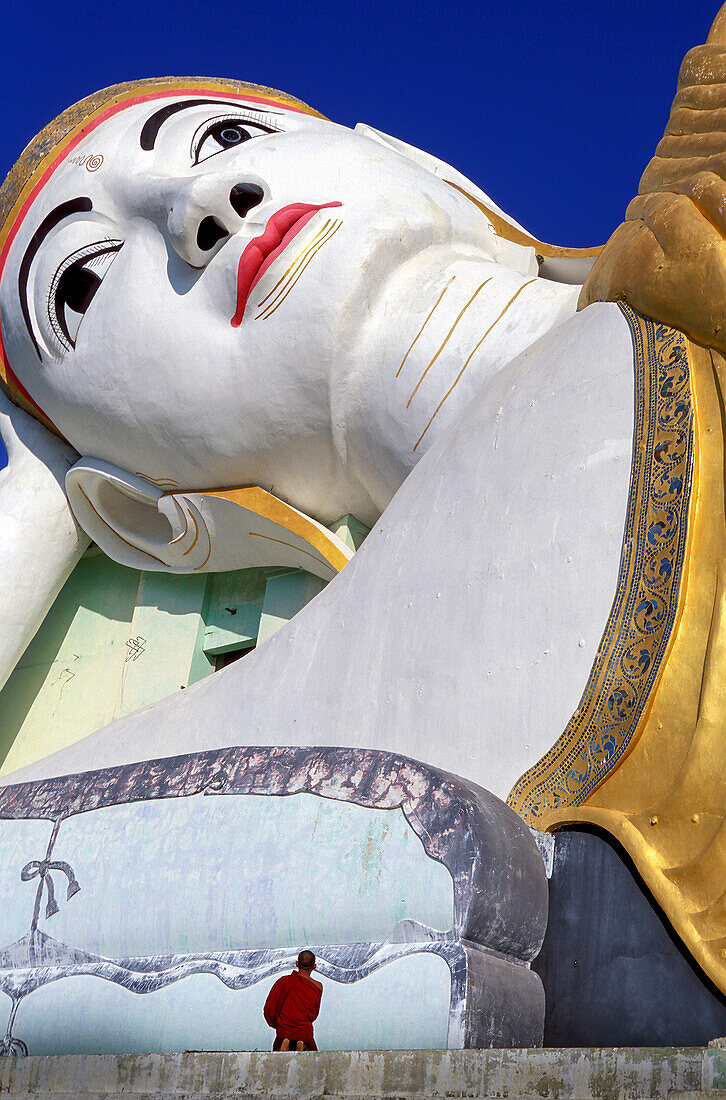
508, 304, 694, 822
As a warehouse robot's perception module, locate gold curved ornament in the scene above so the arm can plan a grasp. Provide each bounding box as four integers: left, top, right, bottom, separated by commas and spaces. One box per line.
443, 179, 602, 262
199, 485, 351, 574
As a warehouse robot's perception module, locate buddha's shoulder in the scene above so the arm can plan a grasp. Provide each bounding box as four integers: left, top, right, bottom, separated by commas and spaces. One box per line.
441, 300, 636, 463
508, 300, 635, 385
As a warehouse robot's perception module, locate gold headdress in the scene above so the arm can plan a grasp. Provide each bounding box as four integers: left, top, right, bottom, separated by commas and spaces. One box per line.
580, 4, 726, 349
0, 77, 322, 433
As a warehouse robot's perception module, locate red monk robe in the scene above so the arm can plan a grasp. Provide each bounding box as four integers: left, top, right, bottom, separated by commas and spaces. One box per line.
263, 969, 323, 1050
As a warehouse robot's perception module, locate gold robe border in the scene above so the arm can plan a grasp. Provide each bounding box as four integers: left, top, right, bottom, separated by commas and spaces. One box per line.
509, 305, 694, 822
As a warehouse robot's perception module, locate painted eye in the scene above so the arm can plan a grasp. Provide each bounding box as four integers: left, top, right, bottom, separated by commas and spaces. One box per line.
192, 115, 278, 164
48, 241, 122, 351
214, 123, 249, 147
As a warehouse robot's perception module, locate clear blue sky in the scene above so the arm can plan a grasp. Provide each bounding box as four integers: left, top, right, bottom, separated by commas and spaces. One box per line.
0, 0, 716, 247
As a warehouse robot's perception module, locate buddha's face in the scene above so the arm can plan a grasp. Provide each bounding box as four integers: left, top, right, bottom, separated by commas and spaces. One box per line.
0, 89, 495, 510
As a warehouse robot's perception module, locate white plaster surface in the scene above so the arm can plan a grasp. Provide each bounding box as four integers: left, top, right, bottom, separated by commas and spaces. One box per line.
9, 953, 451, 1054
6, 303, 635, 801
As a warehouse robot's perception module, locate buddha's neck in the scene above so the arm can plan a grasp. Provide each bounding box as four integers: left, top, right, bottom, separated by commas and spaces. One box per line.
339, 252, 580, 517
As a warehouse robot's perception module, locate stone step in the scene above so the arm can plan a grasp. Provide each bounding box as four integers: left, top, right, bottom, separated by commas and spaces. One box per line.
672, 1093, 726, 1099
0, 1048, 716, 1099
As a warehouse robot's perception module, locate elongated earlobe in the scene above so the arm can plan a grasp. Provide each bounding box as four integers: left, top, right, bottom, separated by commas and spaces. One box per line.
66, 458, 352, 581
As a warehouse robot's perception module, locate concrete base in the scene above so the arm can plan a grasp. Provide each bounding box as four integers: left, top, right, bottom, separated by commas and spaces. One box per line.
4, 1046, 726, 1098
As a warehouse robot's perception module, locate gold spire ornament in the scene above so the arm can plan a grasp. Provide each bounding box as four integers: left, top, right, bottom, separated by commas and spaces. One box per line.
580, 2, 726, 354
512, 1, 726, 1000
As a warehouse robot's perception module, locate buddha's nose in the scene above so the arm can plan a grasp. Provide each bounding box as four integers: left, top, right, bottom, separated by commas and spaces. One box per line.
167, 181, 265, 268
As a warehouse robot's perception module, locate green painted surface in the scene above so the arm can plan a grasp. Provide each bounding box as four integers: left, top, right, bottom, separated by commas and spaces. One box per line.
330, 513, 370, 552
0, 515, 368, 776
187, 613, 214, 686
0, 547, 345, 777
257, 570, 326, 646
118, 571, 209, 718
202, 569, 267, 655
0, 554, 215, 777
0, 553, 140, 776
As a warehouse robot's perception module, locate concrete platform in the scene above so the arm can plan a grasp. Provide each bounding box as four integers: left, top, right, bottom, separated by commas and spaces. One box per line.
2, 1046, 726, 1099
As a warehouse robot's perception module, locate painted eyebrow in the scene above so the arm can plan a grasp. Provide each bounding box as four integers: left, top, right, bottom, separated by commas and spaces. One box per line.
140, 99, 282, 151
19, 196, 93, 360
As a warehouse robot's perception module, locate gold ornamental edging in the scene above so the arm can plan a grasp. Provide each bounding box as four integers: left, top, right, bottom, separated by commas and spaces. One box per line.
508, 305, 694, 823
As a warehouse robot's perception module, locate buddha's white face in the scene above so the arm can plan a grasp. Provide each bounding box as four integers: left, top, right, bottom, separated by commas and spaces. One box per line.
0, 90, 497, 514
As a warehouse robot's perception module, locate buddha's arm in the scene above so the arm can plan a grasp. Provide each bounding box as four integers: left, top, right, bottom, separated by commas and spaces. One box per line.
0, 391, 88, 690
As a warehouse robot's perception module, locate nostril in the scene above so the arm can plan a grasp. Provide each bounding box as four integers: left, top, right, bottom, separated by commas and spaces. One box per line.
197, 216, 229, 252
229, 183, 264, 219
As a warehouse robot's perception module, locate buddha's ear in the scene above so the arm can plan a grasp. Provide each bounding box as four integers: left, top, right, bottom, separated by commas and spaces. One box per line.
354, 122, 539, 276
0, 392, 88, 691
65, 459, 352, 582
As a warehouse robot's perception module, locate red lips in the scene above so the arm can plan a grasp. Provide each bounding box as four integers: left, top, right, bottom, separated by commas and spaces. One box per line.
231, 201, 342, 326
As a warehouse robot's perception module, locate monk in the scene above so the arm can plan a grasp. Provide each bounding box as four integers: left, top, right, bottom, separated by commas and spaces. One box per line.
263, 950, 323, 1052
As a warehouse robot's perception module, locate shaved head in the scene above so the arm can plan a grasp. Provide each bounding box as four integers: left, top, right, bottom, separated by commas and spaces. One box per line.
297, 950, 316, 971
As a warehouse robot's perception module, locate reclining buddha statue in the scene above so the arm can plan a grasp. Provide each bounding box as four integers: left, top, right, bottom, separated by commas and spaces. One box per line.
0, 0, 725, 1056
